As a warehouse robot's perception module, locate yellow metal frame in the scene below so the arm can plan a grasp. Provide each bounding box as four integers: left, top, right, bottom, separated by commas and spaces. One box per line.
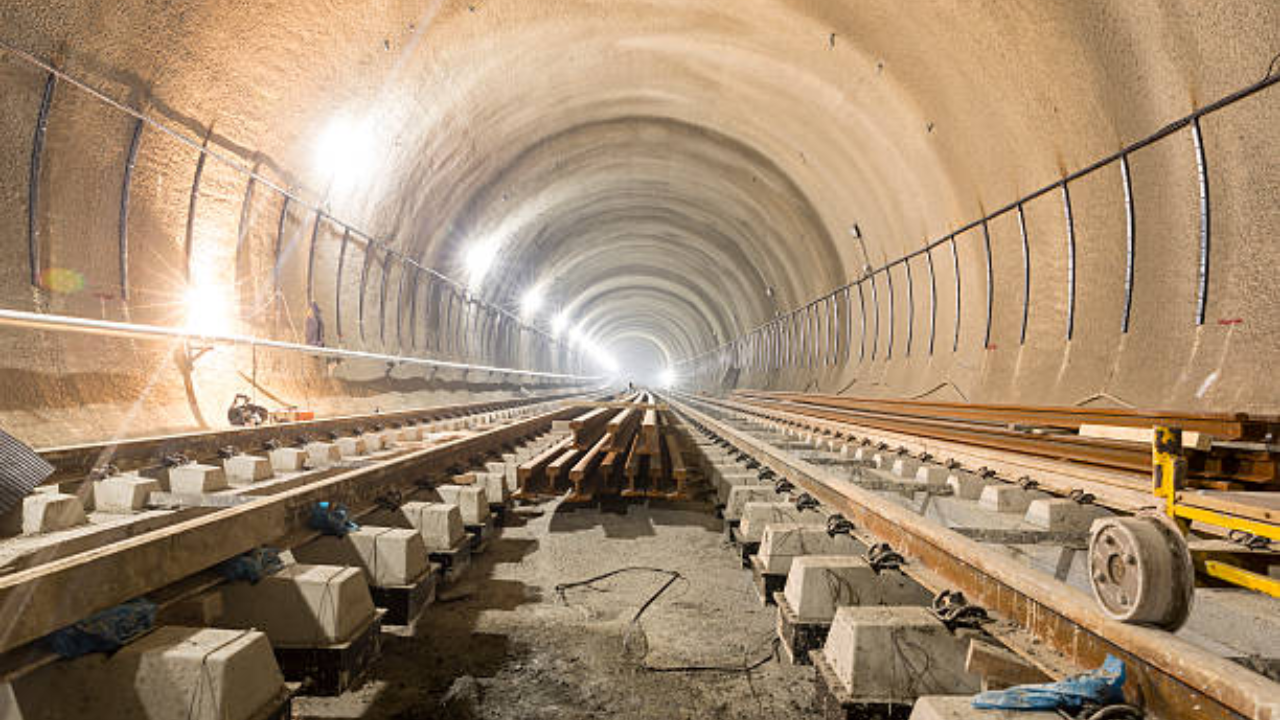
1203, 560, 1280, 598
1152, 425, 1279, 599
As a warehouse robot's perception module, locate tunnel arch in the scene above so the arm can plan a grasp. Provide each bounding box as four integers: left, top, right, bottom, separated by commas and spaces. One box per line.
0, 0, 1276, 447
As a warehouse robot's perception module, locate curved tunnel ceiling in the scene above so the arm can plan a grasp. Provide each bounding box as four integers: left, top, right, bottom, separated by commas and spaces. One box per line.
0, 0, 1278, 433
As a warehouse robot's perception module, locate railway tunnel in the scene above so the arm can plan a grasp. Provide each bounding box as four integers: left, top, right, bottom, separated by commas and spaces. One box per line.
0, 2, 1277, 720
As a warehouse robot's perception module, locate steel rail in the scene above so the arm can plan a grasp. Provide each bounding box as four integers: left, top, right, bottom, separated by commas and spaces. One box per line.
671, 393, 1280, 720
0, 400, 586, 655
727, 393, 1277, 484
0, 308, 603, 381
733, 389, 1278, 440
36, 391, 585, 483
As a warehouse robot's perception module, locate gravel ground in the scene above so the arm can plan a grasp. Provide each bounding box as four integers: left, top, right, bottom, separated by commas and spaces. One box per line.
295, 495, 816, 719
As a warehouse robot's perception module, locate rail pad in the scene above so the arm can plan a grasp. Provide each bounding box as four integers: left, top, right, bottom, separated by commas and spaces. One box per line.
811, 648, 912, 720
774, 591, 830, 665
274, 610, 385, 696
748, 554, 784, 606
369, 563, 440, 626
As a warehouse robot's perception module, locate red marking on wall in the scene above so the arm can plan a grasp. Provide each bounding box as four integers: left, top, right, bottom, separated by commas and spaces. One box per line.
1217, 318, 1243, 326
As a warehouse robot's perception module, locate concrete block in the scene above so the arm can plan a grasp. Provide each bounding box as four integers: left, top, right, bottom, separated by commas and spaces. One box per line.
480, 471, 509, 505
398, 426, 422, 442
223, 455, 273, 484
739, 502, 826, 542
783, 556, 931, 623
92, 474, 160, 512
293, 526, 429, 587
724, 485, 781, 521
823, 606, 980, 702
305, 441, 342, 467
362, 433, 384, 452
552, 420, 572, 433
1024, 498, 1109, 532
436, 485, 490, 524
759, 524, 863, 575
716, 472, 763, 504
5, 626, 286, 720
915, 465, 951, 487
401, 502, 466, 550
485, 461, 506, 475
336, 436, 367, 457
378, 430, 400, 447
21, 493, 87, 534
503, 454, 519, 492
891, 455, 922, 478
947, 471, 993, 500
979, 485, 1046, 514
269, 447, 307, 472
910, 695, 1046, 720
219, 564, 375, 645
168, 464, 228, 494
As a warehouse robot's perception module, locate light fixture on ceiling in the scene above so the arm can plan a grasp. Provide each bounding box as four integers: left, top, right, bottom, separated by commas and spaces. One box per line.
315, 115, 376, 183
520, 284, 545, 318
550, 310, 570, 338
463, 237, 500, 289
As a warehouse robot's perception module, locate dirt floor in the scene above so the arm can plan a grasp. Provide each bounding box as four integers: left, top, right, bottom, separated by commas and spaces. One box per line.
294, 495, 816, 719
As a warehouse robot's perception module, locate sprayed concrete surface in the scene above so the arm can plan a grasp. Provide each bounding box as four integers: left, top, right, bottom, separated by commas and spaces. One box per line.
296, 497, 813, 719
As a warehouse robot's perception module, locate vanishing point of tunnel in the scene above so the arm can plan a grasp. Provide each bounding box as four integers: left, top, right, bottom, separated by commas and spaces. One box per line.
0, 2, 1277, 720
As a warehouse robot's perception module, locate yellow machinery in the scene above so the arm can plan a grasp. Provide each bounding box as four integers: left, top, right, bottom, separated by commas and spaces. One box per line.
1151, 425, 1280, 600
1087, 426, 1278, 629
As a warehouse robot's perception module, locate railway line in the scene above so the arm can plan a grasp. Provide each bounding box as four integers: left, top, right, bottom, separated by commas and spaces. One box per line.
0, 390, 603, 669
663, 390, 1280, 720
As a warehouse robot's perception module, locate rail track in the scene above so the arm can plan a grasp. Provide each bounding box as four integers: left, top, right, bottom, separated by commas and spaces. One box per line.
0, 389, 602, 665
665, 390, 1280, 720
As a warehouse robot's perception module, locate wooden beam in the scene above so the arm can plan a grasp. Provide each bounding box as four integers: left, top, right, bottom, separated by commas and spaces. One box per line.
0, 405, 574, 654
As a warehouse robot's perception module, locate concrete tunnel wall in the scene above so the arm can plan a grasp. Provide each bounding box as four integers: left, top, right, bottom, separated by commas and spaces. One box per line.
0, 0, 1277, 447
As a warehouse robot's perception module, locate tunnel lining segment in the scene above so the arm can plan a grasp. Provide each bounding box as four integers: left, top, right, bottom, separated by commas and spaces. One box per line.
0, 37, 567, 369
679, 69, 1280, 377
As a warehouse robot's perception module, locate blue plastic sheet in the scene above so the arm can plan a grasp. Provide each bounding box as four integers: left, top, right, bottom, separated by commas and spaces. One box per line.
973, 654, 1127, 711
46, 598, 156, 658
218, 547, 284, 583
309, 501, 359, 537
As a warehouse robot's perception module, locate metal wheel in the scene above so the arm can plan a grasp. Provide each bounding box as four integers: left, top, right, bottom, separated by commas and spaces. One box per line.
1087, 515, 1195, 630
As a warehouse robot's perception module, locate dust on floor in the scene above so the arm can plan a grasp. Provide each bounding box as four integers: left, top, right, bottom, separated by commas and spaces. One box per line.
295, 497, 816, 719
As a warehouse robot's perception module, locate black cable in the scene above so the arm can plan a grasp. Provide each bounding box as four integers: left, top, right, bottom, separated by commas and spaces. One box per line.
555, 567, 781, 675
642, 637, 781, 674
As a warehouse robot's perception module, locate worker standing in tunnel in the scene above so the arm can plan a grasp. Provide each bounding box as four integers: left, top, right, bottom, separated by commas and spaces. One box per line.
305, 301, 325, 348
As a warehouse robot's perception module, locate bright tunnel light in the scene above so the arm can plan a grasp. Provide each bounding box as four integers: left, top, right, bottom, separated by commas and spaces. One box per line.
659, 368, 677, 388
550, 310, 570, 338
183, 282, 233, 337
315, 116, 376, 182
463, 238, 500, 289
520, 284, 545, 318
